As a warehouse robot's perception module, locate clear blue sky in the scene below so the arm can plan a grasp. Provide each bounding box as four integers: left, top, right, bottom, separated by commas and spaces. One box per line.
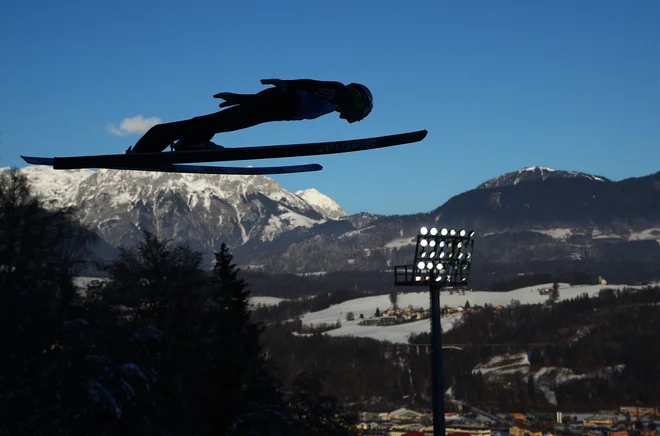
1, 0, 659, 215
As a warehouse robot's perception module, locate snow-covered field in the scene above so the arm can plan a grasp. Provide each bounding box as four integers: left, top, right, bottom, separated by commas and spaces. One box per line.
299, 282, 658, 344
298, 314, 465, 343
249, 296, 287, 306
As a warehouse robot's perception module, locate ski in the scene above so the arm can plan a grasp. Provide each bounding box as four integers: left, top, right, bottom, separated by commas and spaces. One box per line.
20, 156, 323, 175
21, 130, 427, 170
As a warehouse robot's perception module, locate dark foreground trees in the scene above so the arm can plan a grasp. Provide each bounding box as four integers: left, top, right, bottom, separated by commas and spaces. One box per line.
0, 169, 353, 435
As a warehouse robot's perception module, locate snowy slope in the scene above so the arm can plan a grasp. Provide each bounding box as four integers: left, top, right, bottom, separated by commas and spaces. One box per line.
299, 282, 657, 344
295, 188, 346, 219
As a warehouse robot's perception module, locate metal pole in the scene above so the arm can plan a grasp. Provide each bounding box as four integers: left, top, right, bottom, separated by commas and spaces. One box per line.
430, 283, 446, 436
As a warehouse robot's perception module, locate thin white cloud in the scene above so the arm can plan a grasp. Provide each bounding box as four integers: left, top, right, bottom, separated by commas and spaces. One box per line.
107, 114, 162, 136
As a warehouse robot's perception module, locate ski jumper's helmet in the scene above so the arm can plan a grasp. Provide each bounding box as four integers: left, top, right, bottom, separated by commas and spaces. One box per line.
346, 83, 373, 121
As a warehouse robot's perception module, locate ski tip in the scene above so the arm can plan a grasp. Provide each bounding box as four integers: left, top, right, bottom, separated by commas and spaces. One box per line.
21, 156, 55, 166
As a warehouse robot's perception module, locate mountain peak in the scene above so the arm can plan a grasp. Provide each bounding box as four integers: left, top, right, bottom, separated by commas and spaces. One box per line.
295, 188, 347, 220
477, 166, 611, 190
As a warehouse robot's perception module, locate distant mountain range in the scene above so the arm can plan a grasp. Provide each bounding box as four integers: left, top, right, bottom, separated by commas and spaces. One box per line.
6, 164, 660, 286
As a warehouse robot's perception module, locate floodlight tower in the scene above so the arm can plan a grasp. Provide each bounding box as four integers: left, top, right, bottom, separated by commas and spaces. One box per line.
394, 226, 476, 436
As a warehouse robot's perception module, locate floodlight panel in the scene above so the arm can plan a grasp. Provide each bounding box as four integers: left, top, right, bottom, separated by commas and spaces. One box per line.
411, 225, 477, 286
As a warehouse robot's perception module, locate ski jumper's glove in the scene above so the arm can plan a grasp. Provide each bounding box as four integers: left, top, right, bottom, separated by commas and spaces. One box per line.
260, 78, 288, 93
212, 79, 290, 108
213, 92, 241, 108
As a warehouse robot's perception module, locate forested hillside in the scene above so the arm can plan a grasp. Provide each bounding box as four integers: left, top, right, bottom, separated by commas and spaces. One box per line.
255, 286, 660, 412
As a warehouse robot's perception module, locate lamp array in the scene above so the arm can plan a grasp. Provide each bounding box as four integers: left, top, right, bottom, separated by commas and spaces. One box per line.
413, 227, 475, 284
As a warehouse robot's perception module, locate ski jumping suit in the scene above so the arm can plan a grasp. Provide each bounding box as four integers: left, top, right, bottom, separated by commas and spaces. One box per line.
131, 79, 348, 153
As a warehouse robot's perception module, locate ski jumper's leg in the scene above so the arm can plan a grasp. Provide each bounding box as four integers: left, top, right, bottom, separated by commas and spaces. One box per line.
176, 88, 299, 145
131, 120, 191, 153
130, 88, 298, 153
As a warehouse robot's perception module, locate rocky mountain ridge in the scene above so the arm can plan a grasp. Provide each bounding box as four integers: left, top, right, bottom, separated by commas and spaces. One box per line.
7, 164, 660, 285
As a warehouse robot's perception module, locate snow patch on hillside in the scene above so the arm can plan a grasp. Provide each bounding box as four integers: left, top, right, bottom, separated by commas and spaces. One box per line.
533, 228, 573, 239
532, 364, 626, 406
384, 237, 416, 248
470, 351, 627, 407
592, 229, 621, 239
473, 352, 530, 378
522, 166, 555, 172
629, 227, 660, 245
249, 296, 287, 306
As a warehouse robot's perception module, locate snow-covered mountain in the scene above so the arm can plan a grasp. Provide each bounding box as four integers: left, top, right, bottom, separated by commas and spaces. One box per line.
6, 166, 345, 263
477, 166, 611, 189
8, 163, 660, 286
295, 188, 346, 219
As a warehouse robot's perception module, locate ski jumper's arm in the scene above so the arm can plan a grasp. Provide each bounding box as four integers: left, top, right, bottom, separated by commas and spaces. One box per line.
266, 79, 352, 105
285, 79, 351, 104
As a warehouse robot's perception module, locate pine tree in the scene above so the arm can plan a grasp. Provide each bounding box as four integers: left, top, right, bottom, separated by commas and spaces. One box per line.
549, 281, 560, 303
203, 243, 294, 435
